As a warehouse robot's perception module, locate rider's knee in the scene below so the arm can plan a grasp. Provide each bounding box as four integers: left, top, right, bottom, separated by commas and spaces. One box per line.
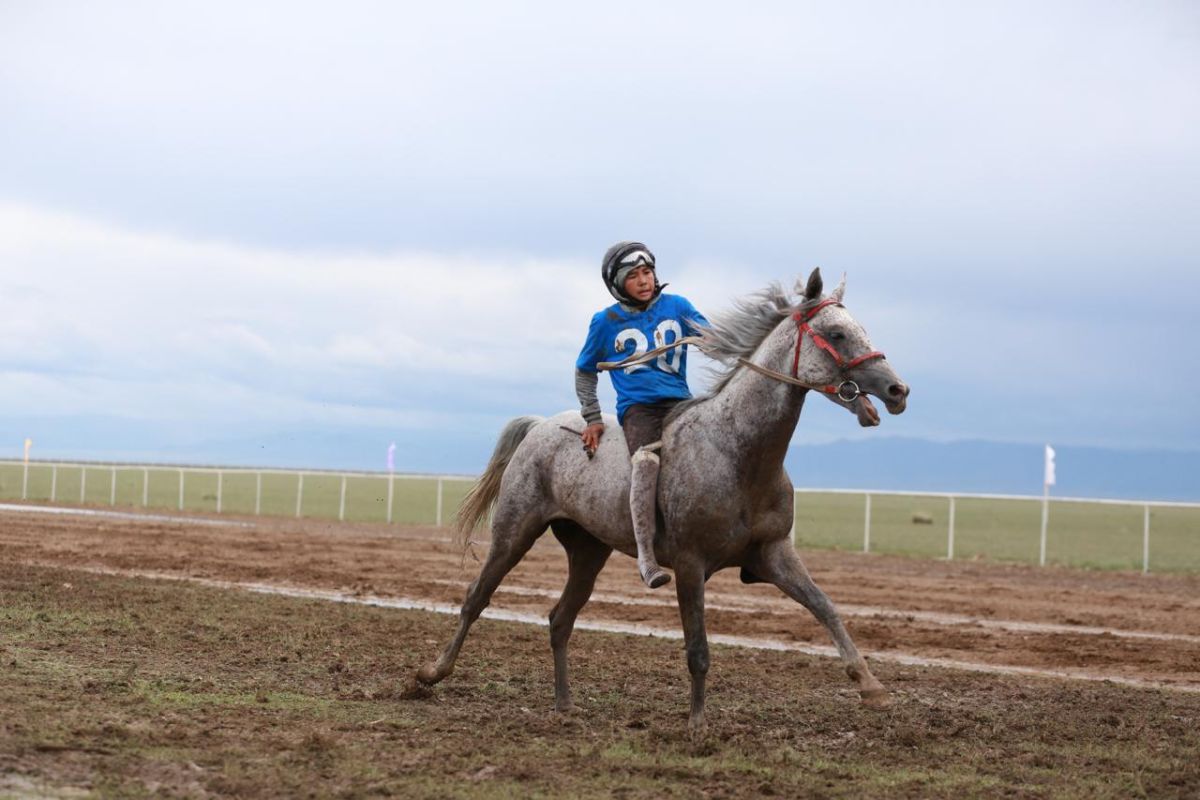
631, 441, 662, 467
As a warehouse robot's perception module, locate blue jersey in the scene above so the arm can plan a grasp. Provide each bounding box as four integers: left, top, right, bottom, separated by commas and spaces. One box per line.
576, 294, 709, 424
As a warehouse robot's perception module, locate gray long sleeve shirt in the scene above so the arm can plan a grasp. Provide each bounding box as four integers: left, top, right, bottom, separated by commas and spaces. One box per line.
575, 368, 602, 425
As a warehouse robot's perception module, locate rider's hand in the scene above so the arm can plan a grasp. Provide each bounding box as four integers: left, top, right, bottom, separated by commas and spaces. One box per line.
581, 423, 605, 456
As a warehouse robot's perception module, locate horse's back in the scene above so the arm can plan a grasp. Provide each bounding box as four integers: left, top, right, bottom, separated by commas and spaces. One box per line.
508, 411, 635, 550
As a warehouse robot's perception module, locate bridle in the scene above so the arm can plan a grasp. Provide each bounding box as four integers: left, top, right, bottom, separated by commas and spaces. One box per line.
596, 296, 886, 402
736, 297, 885, 402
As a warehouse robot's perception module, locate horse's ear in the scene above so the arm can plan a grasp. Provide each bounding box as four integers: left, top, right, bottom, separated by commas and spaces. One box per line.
798, 268, 823, 301
830, 273, 846, 303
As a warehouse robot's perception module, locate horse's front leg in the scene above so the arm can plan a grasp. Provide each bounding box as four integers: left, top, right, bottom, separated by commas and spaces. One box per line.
673, 553, 709, 737
754, 538, 889, 707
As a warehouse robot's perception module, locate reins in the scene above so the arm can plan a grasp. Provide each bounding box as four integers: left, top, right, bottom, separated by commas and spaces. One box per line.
595, 336, 706, 372
596, 298, 885, 402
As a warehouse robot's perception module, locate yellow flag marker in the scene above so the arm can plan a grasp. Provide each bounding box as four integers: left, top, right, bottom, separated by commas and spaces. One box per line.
24, 438, 32, 464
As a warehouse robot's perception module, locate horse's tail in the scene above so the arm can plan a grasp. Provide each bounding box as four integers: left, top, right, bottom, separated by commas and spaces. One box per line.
452, 415, 543, 548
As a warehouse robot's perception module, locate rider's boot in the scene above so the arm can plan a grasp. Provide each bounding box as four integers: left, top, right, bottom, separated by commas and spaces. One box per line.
630, 447, 670, 589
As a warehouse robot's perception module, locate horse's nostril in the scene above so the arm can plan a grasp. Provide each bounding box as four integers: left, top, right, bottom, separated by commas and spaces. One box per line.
889, 383, 910, 399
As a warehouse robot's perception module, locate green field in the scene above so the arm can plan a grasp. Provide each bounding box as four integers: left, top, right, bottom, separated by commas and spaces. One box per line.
0, 462, 476, 528
793, 491, 1200, 572
2, 462, 1197, 573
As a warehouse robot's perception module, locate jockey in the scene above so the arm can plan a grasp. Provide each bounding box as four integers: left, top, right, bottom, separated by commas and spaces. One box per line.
575, 241, 709, 588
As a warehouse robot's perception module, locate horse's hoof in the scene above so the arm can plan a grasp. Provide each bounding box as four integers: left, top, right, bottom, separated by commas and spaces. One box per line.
642, 567, 671, 589
400, 678, 433, 700
860, 687, 891, 709
415, 664, 443, 685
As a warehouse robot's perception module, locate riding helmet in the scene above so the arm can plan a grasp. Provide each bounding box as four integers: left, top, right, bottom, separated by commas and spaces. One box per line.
601, 241, 664, 306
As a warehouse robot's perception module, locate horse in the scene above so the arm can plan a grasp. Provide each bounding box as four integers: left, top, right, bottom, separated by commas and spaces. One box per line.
414, 268, 910, 734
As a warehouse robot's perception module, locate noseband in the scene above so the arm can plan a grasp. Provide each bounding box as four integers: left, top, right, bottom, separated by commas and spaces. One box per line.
737, 297, 885, 401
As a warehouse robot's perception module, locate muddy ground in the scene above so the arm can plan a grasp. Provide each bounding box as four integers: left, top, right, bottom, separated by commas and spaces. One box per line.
3, 507, 1200, 797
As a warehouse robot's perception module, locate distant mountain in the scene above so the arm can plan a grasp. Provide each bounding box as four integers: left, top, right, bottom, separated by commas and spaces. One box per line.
784, 437, 1199, 502
5, 416, 1198, 503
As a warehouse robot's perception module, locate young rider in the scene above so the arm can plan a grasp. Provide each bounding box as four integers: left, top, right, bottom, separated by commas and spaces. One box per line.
575, 241, 709, 588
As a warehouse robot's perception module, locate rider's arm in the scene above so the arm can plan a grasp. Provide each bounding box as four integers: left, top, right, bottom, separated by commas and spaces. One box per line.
575, 314, 607, 453
575, 368, 603, 426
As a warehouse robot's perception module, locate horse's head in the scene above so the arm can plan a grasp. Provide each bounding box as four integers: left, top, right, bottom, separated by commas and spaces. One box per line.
792, 268, 909, 427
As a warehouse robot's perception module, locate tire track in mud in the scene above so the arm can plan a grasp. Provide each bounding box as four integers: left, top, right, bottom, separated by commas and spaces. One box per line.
421, 577, 1200, 644
17, 560, 1200, 696
4, 507, 1199, 691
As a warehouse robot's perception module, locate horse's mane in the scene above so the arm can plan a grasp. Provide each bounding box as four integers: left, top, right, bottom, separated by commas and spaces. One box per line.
666, 282, 819, 425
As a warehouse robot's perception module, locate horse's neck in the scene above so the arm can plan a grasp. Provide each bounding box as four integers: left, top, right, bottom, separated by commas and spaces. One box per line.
709, 352, 806, 477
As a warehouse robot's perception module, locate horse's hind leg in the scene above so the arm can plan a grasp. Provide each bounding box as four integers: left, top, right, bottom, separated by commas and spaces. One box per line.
415, 507, 547, 687
755, 539, 889, 708
547, 521, 612, 713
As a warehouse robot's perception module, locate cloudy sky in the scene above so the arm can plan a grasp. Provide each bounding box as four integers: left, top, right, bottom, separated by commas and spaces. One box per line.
1, 1, 1197, 472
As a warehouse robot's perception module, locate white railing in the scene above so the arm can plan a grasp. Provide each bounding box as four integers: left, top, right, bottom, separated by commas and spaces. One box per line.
0, 459, 474, 526
789, 487, 1200, 575
3, 459, 1197, 573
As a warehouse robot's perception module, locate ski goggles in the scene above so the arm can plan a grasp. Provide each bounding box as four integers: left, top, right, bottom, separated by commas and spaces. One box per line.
617, 249, 655, 269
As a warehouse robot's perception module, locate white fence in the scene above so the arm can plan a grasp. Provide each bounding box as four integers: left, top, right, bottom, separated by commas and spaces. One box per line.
791, 488, 1200, 574
2, 459, 1198, 573
0, 459, 474, 526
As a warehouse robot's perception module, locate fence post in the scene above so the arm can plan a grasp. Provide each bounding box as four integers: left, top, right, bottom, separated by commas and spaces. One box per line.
255, 472, 262, 515
1039, 486, 1049, 567
339, 475, 347, 521
947, 496, 956, 560
216, 470, 223, 513
295, 473, 304, 518
110, 466, 116, 505
386, 474, 394, 524
1142, 504, 1150, 574
436, 477, 444, 527
51, 465, 58, 502
142, 467, 149, 507
863, 493, 872, 553
80, 467, 87, 503
178, 469, 184, 510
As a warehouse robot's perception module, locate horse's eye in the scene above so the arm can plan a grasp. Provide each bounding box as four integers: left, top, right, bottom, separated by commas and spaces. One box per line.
828, 330, 845, 342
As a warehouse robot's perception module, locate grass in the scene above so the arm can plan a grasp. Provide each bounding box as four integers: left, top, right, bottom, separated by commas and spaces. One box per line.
2, 461, 1197, 573
793, 490, 1200, 572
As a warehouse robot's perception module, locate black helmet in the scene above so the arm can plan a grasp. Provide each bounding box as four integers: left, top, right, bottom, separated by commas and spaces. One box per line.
601, 241, 664, 306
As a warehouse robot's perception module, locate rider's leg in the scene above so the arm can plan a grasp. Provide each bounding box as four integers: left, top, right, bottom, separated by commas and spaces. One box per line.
630, 444, 669, 589
622, 401, 679, 589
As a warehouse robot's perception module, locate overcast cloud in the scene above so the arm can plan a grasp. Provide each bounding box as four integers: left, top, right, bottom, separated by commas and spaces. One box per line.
1, 1, 1198, 467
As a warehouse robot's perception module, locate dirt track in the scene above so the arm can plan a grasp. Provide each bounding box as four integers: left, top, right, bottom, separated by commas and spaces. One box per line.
4, 505, 1199, 690
5, 504, 1200, 798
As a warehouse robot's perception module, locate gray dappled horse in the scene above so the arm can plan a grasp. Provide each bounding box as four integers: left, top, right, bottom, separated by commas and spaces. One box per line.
415, 269, 910, 734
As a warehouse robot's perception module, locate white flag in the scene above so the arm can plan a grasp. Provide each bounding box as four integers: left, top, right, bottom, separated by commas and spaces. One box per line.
1044, 444, 1056, 487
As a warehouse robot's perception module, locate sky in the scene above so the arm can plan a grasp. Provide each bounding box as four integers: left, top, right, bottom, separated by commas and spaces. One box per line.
1, 1, 1198, 480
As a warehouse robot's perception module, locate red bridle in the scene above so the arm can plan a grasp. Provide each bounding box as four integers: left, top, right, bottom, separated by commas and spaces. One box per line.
790, 298, 886, 400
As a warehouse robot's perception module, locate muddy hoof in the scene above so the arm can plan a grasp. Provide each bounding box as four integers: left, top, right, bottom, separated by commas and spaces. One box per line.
400, 678, 434, 700
860, 688, 891, 709
641, 567, 671, 589
415, 664, 442, 685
